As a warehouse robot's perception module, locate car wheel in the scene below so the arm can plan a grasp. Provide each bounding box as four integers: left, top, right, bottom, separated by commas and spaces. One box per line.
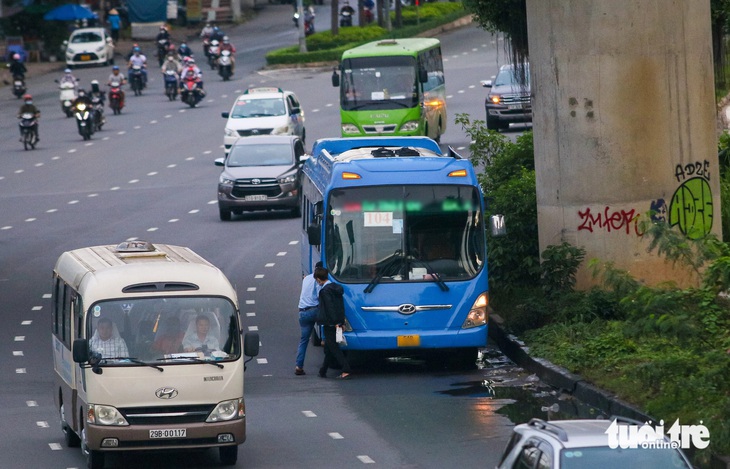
486, 114, 500, 131
219, 207, 232, 221
219, 445, 238, 465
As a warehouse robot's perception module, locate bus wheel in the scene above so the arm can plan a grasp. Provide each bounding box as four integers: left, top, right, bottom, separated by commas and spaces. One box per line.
60, 404, 80, 447
220, 445, 238, 465
81, 427, 105, 469
435, 121, 442, 143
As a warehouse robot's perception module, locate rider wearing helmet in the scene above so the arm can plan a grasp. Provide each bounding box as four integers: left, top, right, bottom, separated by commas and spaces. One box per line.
59, 68, 79, 89
161, 53, 182, 75
7, 53, 27, 80
178, 42, 193, 58
219, 36, 236, 74
17, 93, 40, 142
107, 65, 127, 108
90, 79, 106, 106
127, 46, 148, 85
211, 26, 225, 42
72, 88, 93, 110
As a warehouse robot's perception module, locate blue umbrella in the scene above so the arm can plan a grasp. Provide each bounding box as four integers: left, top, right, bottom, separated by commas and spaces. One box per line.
43, 4, 97, 21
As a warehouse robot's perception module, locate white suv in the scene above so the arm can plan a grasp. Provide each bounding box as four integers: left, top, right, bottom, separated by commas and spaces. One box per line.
496, 418, 693, 469
221, 87, 305, 153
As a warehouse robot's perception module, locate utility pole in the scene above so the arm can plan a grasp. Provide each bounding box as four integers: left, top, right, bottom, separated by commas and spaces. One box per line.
296, 0, 307, 53
385, 0, 391, 31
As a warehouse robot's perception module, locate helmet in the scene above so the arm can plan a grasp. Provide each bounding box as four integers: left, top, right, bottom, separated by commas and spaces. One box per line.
91, 80, 99, 85
112, 65, 120, 70
223, 36, 229, 42
181, 41, 187, 46
188, 58, 195, 64
213, 26, 220, 31
64, 68, 71, 73
133, 46, 141, 52
78, 89, 86, 96
12, 53, 20, 60
182, 56, 190, 63
160, 26, 166, 30
22, 93, 32, 100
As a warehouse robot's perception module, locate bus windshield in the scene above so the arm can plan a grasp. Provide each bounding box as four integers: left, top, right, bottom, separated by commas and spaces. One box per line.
325, 185, 485, 282
86, 297, 240, 364
340, 56, 418, 110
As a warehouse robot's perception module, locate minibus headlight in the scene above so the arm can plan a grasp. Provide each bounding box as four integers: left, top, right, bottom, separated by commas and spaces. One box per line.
461, 293, 488, 329
207, 398, 244, 422
273, 124, 290, 134
88, 404, 129, 426
400, 120, 419, 132
341, 123, 359, 134
224, 127, 237, 137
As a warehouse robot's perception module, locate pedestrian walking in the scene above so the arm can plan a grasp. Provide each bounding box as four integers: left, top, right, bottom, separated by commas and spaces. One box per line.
295, 261, 323, 375
315, 267, 351, 379
108, 9, 121, 43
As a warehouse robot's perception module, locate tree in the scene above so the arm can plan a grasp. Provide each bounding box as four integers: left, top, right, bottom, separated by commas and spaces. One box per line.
460, 0, 528, 68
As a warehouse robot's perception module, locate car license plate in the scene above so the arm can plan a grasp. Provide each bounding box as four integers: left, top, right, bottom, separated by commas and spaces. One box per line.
244, 195, 267, 201
507, 104, 523, 110
80, 55, 91, 61
149, 428, 186, 439
397, 335, 420, 347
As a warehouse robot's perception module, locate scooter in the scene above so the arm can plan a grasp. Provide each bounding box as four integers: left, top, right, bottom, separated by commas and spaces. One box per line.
57, 80, 78, 117
164, 70, 179, 101
207, 40, 220, 70
180, 76, 204, 108
74, 101, 94, 141
12, 74, 26, 99
129, 65, 145, 96
18, 113, 38, 151
218, 50, 233, 81
157, 38, 170, 67
108, 81, 124, 115
339, 9, 353, 27
91, 94, 105, 132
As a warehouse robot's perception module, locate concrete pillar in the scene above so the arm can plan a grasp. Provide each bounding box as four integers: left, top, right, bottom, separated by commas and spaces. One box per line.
526, 0, 721, 288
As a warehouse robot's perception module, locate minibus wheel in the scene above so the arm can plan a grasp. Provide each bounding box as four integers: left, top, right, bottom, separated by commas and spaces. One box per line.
219, 445, 238, 465
60, 404, 80, 447
81, 426, 105, 469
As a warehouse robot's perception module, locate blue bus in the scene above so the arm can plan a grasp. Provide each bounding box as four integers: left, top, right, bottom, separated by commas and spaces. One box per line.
300, 137, 490, 365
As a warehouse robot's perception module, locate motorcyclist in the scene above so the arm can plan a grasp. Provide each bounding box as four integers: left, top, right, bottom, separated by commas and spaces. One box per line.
178, 41, 193, 59
7, 53, 27, 80
156, 25, 170, 42
89, 80, 106, 106
180, 58, 204, 94
72, 88, 93, 109
17, 93, 40, 142
127, 47, 148, 85
219, 36, 236, 74
59, 68, 78, 89
161, 54, 182, 75
106, 65, 126, 108
340, 1, 355, 26
304, 6, 315, 34
200, 22, 214, 40
211, 26, 225, 42
126, 42, 141, 60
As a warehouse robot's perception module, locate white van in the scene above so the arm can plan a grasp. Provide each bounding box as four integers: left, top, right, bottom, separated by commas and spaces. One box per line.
221, 87, 306, 153
52, 240, 259, 469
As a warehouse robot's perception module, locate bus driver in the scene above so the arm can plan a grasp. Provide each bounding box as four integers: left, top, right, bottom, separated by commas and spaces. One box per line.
90, 318, 129, 358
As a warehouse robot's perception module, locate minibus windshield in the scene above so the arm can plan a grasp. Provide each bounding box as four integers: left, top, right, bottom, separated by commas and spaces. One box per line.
86, 297, 240, 364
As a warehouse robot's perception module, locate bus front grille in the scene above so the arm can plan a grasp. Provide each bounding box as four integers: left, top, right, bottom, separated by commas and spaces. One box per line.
362, 125, 397, 134
121, 404, 215, 425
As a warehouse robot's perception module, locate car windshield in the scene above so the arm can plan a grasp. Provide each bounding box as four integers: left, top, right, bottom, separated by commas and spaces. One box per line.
227, 143, 293, 167
560, 446, 691, 469
72, 32, 103, 44
85, 296, 241, 364
494, 66, 530, 88
230, 98, 286, 118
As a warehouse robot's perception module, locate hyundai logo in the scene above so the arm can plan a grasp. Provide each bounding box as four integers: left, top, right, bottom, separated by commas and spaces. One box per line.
251, 178, 261, 185
398, 304, 417, 315
155, 387, 178, 399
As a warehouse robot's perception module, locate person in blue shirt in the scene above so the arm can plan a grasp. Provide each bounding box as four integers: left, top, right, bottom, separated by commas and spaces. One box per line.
295, 261, 323, 375
108, 8, 121, 43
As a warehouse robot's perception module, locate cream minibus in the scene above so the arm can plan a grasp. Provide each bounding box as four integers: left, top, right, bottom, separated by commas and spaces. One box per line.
52, 241, 259, 469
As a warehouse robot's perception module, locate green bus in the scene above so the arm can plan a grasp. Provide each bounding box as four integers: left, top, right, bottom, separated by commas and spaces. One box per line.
331, 38, 446, 141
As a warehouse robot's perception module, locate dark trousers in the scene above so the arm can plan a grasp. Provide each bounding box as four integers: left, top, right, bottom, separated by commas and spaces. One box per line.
320, 325, 350, 375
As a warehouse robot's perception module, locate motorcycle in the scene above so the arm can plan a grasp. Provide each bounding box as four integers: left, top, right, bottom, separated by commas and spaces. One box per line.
304, 11, 316, 36
91, 94, 105, 132
56, 80, 77, 118
202, 36, 211, 58
207, 40, 220, 70
18, 113, 37, 151
157, 38, 170, 67
108, 81, 124, 115
180, 77, 204, 108
164, 70, 179, 101
129, 65, 145, 96
218, 50, 233, 81
74, 102, 94, 141
339, 9, 353, 27
293, 11, 300, 27
12, 74, 26, 99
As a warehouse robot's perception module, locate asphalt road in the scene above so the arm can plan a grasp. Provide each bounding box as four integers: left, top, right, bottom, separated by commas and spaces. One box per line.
0, 5, 543, 468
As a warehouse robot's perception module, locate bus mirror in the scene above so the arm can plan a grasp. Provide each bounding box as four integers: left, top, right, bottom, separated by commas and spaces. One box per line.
72, 339, 89, 363
244, 332, 260, 357
490, 214, 507, 237
418, 69, 428, 84
331, 69, 340, 87
307, 224, 321, 246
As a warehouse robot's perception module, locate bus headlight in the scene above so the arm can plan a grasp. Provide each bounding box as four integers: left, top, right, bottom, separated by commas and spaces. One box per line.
88, 404, 129, 426
461, 293, 488, 329
207, 398, 244, 422
400, 121, 419, 132
341, 123, 359, 134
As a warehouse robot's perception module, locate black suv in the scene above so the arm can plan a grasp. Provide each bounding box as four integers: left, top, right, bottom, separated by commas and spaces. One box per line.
482, 63, 532, 131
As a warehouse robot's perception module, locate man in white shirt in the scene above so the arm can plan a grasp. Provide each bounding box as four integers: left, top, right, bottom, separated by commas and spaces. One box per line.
90, 318, 129, 359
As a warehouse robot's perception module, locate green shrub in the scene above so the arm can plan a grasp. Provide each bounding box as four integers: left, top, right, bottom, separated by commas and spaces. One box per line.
306, 25, 387, 51
540, 242, 585, 296
396, 2, 465, 25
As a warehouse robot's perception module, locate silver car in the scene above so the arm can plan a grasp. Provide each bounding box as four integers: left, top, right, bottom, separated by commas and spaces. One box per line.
496, 418, 693, 469
215, 135, 306, 221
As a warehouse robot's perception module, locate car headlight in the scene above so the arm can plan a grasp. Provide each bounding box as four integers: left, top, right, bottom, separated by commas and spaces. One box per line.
272, 125, 290, 135
219, 173, 234, 185
341, 123, 359, 134
489, 95, 502, 105
87, 404, 129, 426
206, 398, 244, 422
461, 293, 488, 329
96, 45, 105, 52
224, 127, 238, 137
400, 120, 419, 132
278, 174, 296, 184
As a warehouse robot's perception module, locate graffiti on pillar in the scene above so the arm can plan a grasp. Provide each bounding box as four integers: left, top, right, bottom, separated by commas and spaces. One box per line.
577, 206, 642, 235
650, 198, 668, 223
668, 176, 713, 239
675, 160, 710, 183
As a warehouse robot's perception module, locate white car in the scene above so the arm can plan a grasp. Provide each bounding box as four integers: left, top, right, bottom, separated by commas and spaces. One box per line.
64, 28, 115, 67
221, 87, 305, 153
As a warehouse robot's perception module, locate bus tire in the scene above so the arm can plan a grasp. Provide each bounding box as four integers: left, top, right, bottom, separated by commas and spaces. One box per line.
60, 404, 81, 447
219, 445, 238, 465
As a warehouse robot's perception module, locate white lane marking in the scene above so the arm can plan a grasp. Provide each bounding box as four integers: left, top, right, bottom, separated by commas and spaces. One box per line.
289, 240, 298, 245
168, 219, 179, 223
43, 293, 51, 298
117, 131, 126, 135
15, 336, 25, 341
246, 312, 256, 317
203, 150, 212, 154
165, 114, 172, 118
326, 103, 333, 107
247, 287, 257, 291
446, 95, 453, 99
150, 120, 158, 124
1, 226, 13, 230
103, 136, 109, 141
256, 357, 267, 364
328, 432, 344, 439
179, 109, 186, 113
52, 156, 60, 160
188, 209, 199, 214
48, 443, 62, 451
312, 109, 320, 113
167, 163, 177, 168
26, 401, 38, 407
88, 193, 98, 197
21, 320, 32, 325
34, 163, 44, 167
246, 300, 255, 305
248, 326, 258, 331
221, 95, 228, 98
185, 157, 195, 161
302, 411, 317, 418
32, 305, 42, 310
265, 263, 275, 267
207, 99, 214, 102
68, 149, 77, 153
469, 85, 475, 89
357, 456, 375, 464
128, 179, 139, 184
207, 200, 216, 205
13, 351, 23, 356
37, 421, 49, 428
255, 274, 264, 278
458, 89, 465, 94
147, 172, 158, 176
147, 227, 158, 232
85, 142, 93, 146
14, 169, 24, 174
110, 186, 120, 190
277, 252, 286, 256
25, 218, 36, 222
68, 200, 79, 204
16, 368, 26, 374
134, 125, 141, 129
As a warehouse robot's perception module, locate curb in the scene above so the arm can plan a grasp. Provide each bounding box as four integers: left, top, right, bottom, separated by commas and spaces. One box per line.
488, 314, 728, 468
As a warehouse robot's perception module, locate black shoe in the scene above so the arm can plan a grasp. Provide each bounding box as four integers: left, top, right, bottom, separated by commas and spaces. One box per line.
295, 367, 305, 376
318, 369, 327, 378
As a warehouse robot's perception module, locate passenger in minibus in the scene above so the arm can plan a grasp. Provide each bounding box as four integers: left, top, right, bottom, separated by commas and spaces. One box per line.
152, 316, 184, 355
90, 317, 130, 358
182, 314, 220, 354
